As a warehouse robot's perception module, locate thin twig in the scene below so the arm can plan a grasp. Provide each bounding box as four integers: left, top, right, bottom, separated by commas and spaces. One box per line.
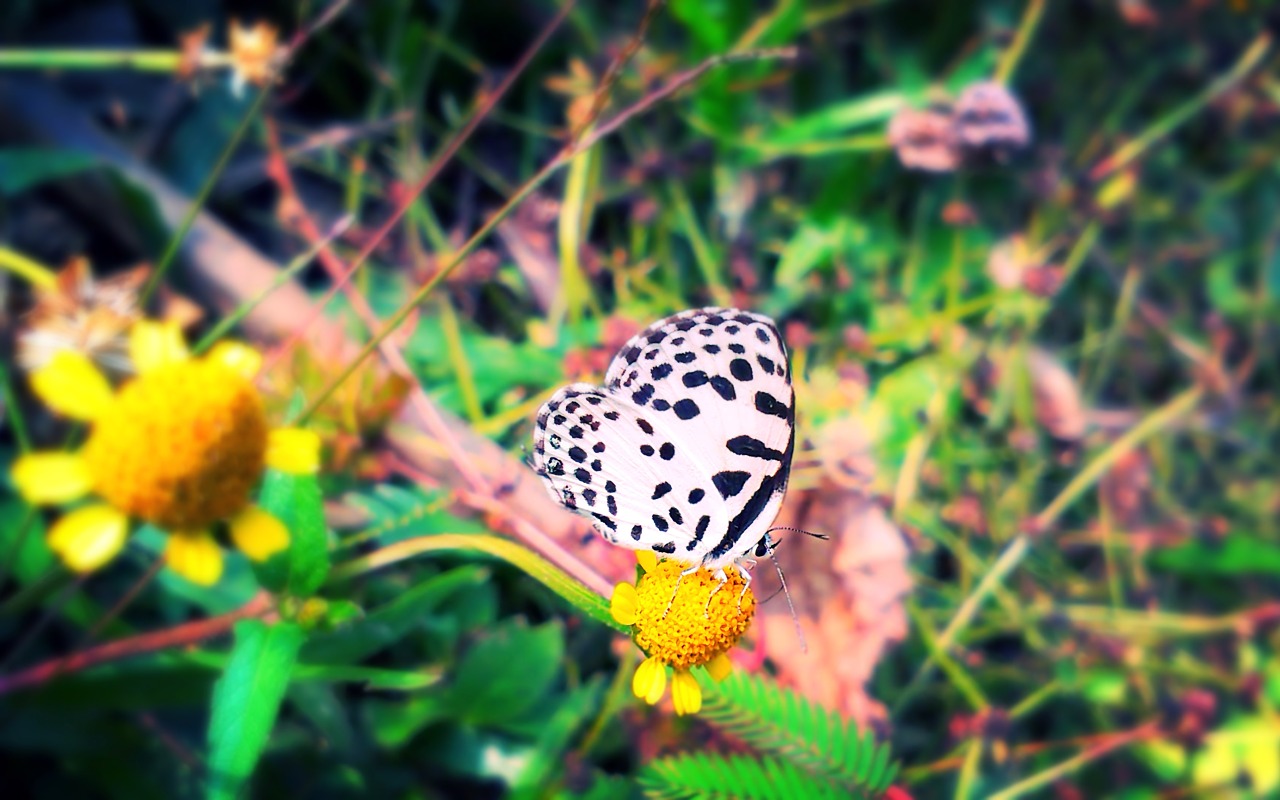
0, 594, 273, 697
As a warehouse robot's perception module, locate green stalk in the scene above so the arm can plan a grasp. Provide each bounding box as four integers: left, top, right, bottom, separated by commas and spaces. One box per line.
328, 533, 625, 632
0, 49, 183, 71
1090, 32, 1272, 179
142, 83, 275, 303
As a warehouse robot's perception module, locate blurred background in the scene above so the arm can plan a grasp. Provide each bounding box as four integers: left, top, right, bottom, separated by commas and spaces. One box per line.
1, 1, 1277, 798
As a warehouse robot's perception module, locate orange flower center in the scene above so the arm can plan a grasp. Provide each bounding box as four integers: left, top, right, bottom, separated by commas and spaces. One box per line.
83, 360, 268, 529
632, 561, 756, 670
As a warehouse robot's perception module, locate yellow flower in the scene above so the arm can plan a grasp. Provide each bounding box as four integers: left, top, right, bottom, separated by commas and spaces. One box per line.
11, 321, 321, 586
610, 555, 754, 716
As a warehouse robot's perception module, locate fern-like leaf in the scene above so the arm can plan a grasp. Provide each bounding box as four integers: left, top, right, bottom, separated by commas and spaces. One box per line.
698, 671, 899, 794
640, 753, 858, 800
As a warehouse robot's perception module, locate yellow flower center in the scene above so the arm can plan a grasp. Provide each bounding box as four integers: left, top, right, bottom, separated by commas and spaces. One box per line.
632, 561, 756, 670
83, 360, 268, 530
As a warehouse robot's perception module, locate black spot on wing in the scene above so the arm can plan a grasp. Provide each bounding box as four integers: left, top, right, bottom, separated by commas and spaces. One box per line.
630, 525, 643, 541
607, 495, 617, 515
686, 514, 712, 552
673, 399, 700, 419
568, 446, 587, 463
632, 384, 655, 406
659, 442, 675, 460
593, 441, 606, 453
683, 370, 709, 388
641, 444, 655, 457
726, 435, 785, 461
653, 542, 676, 554
637, 418, 654, 435
591, 512, 615, 531
652, 482, 672, 499
712, 470, 751, 498
675, 352, 696, 364
688, 488, 705, 504
754, 390, 789, 419
669, 507, 683, 525
652, 514, 669, 533
729, 358, 753, 382
755, 328, 771, 344
729, 343, 746, 354
605, 480, 617, 492
546, 457, 564, 475
651, 363, 673, 380
582, 488, 597, 506
710, 376, 736, 401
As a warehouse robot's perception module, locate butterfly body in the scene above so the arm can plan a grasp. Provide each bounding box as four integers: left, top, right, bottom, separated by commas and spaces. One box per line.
532, 308, 794, 575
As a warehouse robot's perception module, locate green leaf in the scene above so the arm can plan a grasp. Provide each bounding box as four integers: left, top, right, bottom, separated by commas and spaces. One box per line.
640, 753, 854, 800
0, 147, 100, 195
1150, 534, 1280, 577
697, 671, 898, 794
206, 620, 305, 800
256, 468, 331, 596
303, 564, 488, 664
511, 679, 606, 799
448, 620, 564, 727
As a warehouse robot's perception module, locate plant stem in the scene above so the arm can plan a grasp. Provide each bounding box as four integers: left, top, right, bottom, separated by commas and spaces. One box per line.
987, 722, 1158, 800
327, 533, 622, 631
142, 85, 274, 303
994, 0, 1047, 84
1090, 32, 1272, 179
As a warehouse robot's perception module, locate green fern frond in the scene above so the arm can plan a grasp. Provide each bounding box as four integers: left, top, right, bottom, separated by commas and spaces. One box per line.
698, 671, 898, 794
639, 753, 857, 800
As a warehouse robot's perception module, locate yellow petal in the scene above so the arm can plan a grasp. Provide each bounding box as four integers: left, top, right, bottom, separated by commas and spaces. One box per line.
207, 341, 263, 379
671, 669, 702, 715
636, 550, 658, 574
129, 320, 189, 374
610, 582, 639, 626
266, 428, 322, 475
228, 505, 289, 561
632, 656, 667, 705
30, 351, 113, 421
705, 652, 734, 682
166, 530, 224, 585
48, 504, 128, 573
11, 452, 93, 505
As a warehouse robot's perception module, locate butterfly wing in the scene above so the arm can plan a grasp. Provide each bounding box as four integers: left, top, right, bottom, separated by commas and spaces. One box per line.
602, 307, 795, 568
531, 383, 733, 557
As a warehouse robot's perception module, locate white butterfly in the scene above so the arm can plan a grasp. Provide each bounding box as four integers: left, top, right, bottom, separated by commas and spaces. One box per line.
531, 307, 795, 585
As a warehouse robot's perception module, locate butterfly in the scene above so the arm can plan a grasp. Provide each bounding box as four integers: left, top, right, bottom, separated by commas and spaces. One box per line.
531, 307, 795, 586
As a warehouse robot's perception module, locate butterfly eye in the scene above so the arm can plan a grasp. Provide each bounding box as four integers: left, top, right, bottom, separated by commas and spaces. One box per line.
754, 539, 770, 558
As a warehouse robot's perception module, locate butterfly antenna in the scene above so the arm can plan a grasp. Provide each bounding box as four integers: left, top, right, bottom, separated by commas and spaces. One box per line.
764, 536, 808, 653
768, 525, 830, 541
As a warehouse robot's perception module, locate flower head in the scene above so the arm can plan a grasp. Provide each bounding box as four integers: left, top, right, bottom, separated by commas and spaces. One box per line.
11, 321, 320, 585
611, 554, 754, 715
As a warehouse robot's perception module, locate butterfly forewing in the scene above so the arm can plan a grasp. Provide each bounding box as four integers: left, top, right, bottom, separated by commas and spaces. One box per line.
533, 308, 795, 569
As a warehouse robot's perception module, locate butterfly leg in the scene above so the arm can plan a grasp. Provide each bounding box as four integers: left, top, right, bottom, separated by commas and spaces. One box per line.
733, 558, 757, 609
662, 563, 704, 619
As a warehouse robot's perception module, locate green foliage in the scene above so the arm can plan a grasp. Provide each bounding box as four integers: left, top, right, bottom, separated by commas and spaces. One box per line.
0, 147, 99, 195
639, 671, 896, 799
641, 753, 855, 800
206, 620, 305, 800
255, 468, 331, 596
